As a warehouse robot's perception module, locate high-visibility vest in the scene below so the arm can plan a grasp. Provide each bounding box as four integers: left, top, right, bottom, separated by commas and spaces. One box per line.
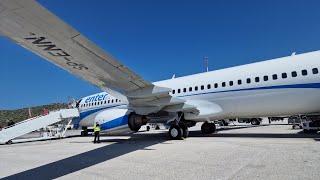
94, 125, 101, 132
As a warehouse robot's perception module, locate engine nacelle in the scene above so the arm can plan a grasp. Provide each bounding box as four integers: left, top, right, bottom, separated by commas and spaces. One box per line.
94, 108, 147, 135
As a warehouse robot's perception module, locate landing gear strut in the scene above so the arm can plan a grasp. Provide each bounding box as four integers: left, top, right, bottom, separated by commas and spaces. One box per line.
201, 122, 216, 134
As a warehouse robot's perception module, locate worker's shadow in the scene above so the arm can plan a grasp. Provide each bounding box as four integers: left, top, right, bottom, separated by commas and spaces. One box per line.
2, 133, 167, 180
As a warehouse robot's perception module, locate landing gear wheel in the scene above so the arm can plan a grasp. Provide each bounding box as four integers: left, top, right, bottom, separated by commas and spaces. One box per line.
182, 127, 189, 138
179, 123, 189, 138
251, 119, 260, 125
6, 140, 12, 145
201, 122, 216, 134
169, 125, 183, 140
81, 130, 88, 136
222, 120, 229, 126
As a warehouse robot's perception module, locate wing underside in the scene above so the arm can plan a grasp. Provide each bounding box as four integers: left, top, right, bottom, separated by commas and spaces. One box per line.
0, 0, 198, 115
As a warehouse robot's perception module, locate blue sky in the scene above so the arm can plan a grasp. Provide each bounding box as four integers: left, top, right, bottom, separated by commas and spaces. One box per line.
1, 0, 320, 109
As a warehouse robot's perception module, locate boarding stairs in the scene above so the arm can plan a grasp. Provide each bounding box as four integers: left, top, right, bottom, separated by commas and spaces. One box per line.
0, 108, 79, 144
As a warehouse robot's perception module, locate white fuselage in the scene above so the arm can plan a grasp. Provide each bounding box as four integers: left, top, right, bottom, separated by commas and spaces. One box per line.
77, 51, 320, 128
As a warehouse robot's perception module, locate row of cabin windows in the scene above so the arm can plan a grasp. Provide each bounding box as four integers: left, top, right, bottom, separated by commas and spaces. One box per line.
171, 68, 318, 95
80, 99, 121, 108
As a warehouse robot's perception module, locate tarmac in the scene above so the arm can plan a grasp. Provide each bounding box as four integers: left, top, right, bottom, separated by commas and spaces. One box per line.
0, 124, 320, 180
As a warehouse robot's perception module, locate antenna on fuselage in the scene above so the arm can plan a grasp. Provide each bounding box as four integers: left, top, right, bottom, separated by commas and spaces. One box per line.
204, 56, 209, 72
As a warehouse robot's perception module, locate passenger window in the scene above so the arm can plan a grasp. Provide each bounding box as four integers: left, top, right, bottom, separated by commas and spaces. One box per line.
108, 100, 110, 104
214, 83, 218, 88
112, 99, 114, 103
229, 81, 233, 86
178, 89, 181, 93
201, 85, 204, 90
172, 90, 175, 94
195, 86, 198, 91
238, 80, 242, 85
183, 88, 187, 93
272, 74, 278, 80
302, 69, 307, 76
312, 68, 318, 74
263, 76, 268, 81
222, 82, 226, 87
255, 77, 260, 82
207, 84, 211, 89
291, 71, 297, 77
246, 78, 251, 84
282, 73, 287, 79
189, 87, 192, 92
116, 99, 118, 102
95, 102, 97, 106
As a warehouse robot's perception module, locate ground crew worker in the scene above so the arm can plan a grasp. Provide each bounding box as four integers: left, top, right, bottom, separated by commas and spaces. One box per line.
93, 122, 101, 143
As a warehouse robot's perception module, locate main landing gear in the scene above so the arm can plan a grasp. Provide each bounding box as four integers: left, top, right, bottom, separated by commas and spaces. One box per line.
169, 123, 189, 140
201, 122, 216, 134
168, 113, 189, 140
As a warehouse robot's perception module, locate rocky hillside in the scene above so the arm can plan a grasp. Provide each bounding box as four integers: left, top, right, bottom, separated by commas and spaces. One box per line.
0, 103, 68, 127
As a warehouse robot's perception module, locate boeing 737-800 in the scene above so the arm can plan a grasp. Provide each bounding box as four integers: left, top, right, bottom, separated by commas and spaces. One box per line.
1, 0, 319, 139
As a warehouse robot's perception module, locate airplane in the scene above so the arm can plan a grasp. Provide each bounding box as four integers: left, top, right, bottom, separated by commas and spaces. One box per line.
1, 0, 320, 139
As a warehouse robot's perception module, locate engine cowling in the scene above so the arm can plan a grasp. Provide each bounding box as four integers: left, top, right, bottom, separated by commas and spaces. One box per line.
94, 108, 147, 135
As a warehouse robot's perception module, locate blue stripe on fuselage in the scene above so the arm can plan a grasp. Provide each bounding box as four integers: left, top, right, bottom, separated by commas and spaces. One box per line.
100, 115, 129, 130
74, 105, 123, 128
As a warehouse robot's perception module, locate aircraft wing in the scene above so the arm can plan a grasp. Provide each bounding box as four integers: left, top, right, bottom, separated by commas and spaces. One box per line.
0, 0, 198, 115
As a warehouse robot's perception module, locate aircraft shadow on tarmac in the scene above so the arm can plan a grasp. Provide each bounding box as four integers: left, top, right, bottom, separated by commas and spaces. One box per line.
3, 126, 320, 180
3, 134, 167, 180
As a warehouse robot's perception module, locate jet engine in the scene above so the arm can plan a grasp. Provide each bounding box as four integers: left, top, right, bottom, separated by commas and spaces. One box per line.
94, 108, 147, 135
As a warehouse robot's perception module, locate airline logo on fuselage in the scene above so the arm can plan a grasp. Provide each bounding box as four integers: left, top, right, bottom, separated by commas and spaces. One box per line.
85, 94, 108, 103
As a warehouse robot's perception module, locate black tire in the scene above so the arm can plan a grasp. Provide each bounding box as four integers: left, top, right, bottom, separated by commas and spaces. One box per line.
81, 130, 88, 136
178, 123, 189, 138
6, 140, 12, 145
251, 119, 260, 125
169, 125, 183, 140
182, 126, 189, 138
201, 122, 216, 134
222, 120, 229, 126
